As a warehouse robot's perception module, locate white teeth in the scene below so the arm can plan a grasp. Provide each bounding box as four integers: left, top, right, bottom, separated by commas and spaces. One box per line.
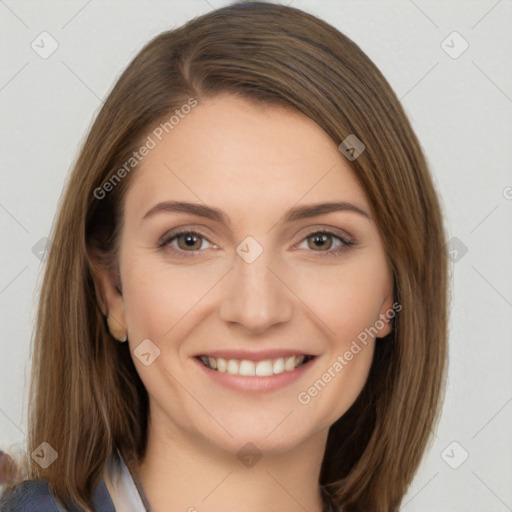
226, 359, 239, 374
284, 355, 296, 371
200, 354, 310, 377
239, 360, 256, 376
255, 360, 274, 377
272, 357, 285, 374
216, 357, 227, 372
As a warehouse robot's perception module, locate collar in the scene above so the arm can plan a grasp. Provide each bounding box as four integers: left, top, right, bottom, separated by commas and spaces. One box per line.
103, 449, 150, 512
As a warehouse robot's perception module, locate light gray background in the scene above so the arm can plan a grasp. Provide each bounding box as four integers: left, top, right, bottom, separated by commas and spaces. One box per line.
1, 1, 511, 510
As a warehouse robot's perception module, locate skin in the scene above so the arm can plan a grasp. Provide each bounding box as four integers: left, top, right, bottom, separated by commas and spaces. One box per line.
98, 94, 394, 512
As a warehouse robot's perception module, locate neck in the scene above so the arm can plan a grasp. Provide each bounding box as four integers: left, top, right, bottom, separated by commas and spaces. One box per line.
136, 406, 330, 512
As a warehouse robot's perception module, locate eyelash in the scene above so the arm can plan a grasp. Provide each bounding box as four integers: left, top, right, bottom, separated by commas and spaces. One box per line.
157, 227, 355, 259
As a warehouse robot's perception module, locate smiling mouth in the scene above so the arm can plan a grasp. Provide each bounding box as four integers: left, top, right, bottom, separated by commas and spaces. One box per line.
196, 354, 315, 377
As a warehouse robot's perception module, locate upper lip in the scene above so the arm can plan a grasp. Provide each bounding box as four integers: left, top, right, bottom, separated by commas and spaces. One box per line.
194, 349, 316, 362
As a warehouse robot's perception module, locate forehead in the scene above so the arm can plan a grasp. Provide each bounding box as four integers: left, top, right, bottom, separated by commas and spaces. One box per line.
124, 95, 369, 223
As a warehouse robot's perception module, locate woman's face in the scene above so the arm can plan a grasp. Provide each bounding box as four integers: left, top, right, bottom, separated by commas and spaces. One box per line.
102, 94, 394, 456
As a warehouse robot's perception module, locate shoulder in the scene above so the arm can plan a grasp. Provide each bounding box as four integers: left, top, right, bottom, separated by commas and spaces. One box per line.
0, 479, 115, 512
0, 480, 61, 511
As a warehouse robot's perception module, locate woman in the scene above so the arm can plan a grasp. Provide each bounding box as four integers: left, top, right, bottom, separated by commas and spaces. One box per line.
0, 2, 448, 511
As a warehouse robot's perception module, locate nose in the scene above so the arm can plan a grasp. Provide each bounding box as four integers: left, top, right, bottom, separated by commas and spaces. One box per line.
219, 249, 293, 334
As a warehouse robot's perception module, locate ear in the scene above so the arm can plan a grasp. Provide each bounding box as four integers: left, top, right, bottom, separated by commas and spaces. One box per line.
375, 292, 396, 338
90, 255, 127, 339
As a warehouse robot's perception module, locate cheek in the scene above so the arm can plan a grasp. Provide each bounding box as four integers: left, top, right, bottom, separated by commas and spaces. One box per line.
294, 268, 380, 422
121, 256, 228, 341
292, 259, 390, 421
291, 257, 391, 344
304, 340, 375, 427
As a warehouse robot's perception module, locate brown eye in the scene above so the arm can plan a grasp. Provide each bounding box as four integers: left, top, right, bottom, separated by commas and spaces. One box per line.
176, 233, 203, 251
296, 230, 354, 257
307, 233, 333, 251
158, 230, 216, 258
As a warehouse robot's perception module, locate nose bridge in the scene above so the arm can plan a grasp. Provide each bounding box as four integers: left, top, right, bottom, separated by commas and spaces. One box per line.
219, 240, 293, 333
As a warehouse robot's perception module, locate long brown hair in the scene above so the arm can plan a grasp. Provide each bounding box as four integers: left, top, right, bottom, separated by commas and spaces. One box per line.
4, 2, 448, 510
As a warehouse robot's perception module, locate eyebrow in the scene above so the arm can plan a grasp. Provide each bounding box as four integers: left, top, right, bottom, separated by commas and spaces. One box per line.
141, 200, 371, 225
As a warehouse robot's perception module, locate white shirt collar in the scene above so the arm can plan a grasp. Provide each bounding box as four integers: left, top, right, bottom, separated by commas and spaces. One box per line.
103, 449, 148, 512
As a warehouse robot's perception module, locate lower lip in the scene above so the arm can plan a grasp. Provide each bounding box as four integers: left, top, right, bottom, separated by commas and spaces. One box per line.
193, 357, 316, 393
